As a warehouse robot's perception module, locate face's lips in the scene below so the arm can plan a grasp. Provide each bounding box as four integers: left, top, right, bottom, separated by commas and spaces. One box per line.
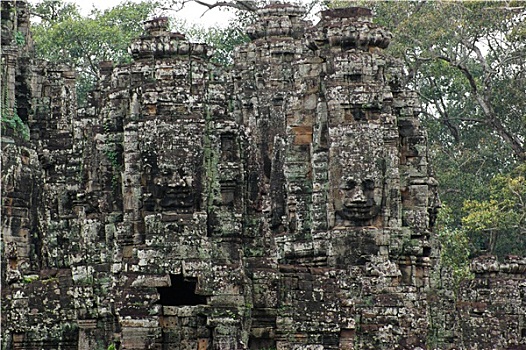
345, 206, 373, 212
342, 199, 375, 208
339, 203, 380, 220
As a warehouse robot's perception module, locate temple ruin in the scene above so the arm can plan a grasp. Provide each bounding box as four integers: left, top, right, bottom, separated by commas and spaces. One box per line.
2, 1, 525, 349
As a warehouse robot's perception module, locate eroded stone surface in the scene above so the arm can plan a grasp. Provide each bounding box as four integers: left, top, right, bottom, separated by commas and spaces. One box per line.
2, 2, 524, 350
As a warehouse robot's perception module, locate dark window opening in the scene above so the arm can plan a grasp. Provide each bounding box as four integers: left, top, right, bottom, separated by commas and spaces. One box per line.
341, 39, 357, 51
423, 247, 432, 257
156, 274, 207, 306
8, 257, 17, 270
221, 134, 237, 161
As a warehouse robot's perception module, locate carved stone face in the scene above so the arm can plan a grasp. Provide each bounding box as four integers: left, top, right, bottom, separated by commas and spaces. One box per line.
143, 165, 196, 213
330, 124, 384, 227
335, 175, 382, 226
337, 177, 380, 222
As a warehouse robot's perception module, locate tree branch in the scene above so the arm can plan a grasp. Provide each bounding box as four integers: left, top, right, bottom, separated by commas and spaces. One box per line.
29, 11, 52, 22
192, 0, 257, 13
460, 38, 493, 85
481, 6, 526, 13
437, 55, 526, 161
75, 38, 100, 81
418, 76, 461, 143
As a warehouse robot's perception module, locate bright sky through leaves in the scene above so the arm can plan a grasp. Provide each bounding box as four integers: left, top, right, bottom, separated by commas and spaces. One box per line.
29, 0, 235, 27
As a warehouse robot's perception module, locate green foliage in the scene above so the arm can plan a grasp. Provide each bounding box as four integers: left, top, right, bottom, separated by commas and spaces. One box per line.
1, 108, 30, 141
31, 0, 158, 66
14, 31, 26, 46
436, 206, 473, 287
102, 119, 122, 189
195, 26, 250, 66
30, 0, 159, 106
30, 0, 81, 22
22, 275, 40, 284
107, 344, 116, 350
104, 145, 121, 188
1, 74, 30, 140
462, 164, 526, 257
104, 148, 119, 167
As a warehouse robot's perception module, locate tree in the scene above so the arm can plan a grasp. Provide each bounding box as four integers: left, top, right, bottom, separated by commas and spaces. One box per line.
30, 0, 160, 105
30, 0, 81, 23
169, 19, 250, 66
436, 205, 473, 288
462, 164, 526, 256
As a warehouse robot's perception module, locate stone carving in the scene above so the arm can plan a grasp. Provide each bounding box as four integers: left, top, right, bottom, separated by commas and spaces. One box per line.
331, 126, 384, 228
2, 1, 524, 350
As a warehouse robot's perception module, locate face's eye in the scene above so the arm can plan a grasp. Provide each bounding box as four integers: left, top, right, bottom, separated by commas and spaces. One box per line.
344, 180, 357, 189
363, 180, 375, 190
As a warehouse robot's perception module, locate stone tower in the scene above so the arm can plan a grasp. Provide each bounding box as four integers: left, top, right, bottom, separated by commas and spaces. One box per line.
232, 5, 438, 349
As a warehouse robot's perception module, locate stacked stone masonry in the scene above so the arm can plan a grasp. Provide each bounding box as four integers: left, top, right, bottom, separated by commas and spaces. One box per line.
2, 2, 525, 349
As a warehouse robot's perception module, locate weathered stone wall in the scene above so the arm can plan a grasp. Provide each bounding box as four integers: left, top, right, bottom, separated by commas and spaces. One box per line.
2, 1, 525, 350
427, 256, 526, 350
2, 2, 80, 348
457, 256, 526, 349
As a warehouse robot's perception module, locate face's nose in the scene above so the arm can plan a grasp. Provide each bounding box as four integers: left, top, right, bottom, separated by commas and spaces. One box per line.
350, 186, 366, 202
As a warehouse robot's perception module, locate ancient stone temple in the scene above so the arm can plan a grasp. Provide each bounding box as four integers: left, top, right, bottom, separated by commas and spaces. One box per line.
2, 1, 525, 349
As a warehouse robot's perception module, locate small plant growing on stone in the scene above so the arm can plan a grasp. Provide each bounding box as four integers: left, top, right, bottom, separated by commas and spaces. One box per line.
1, 67, 29, 140
14, 31, 25, 46
22, 275, 39, 284
1, 91, 30, 141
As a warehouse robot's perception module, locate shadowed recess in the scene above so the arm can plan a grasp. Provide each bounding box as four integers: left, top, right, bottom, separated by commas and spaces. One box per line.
156, 274, 207, 306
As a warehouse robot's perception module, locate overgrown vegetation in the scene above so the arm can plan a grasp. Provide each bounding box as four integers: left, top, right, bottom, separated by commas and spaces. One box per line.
14, 30, 25, 46
462, 164, 526, 256
436, 206, 473, 288
102, 122, 122, 189
1, 67, 30, 140
1, 103, 30, 141
30, 0, 160, 106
